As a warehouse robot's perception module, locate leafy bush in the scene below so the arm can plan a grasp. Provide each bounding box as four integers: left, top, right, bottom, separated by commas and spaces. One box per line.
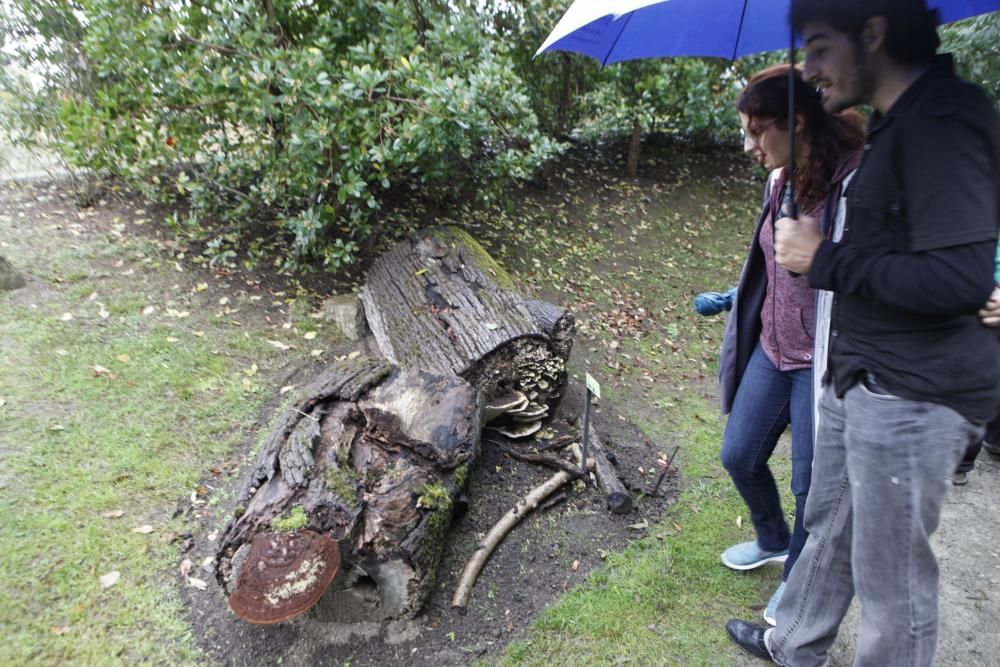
1, 1, 559, 271
942, 14, 1000, 103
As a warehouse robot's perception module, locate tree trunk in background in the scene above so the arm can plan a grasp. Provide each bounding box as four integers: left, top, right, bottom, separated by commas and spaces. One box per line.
0, 255, 25, 291
216, 358, 484, 623
627, 116, 642, 177
554, 53, 573, 138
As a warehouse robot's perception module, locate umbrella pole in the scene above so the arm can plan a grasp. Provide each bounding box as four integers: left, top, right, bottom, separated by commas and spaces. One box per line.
787, 21, 798, 219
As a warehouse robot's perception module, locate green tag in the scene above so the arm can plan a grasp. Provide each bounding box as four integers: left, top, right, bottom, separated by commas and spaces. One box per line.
585, 373, 601, 399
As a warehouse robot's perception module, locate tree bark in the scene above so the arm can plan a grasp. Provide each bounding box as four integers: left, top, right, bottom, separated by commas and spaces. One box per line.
553, 53, 573, 138
627, 115, 642, 177
585, 430, 633, 515
360, 227, 573, 417
216, 357, 484, 623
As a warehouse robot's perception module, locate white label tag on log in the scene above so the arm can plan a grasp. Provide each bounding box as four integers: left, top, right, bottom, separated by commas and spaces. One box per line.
585, 373, 601, 399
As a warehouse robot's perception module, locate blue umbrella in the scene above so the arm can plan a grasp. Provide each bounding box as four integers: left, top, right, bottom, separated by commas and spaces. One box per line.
536, 0, 1000, 65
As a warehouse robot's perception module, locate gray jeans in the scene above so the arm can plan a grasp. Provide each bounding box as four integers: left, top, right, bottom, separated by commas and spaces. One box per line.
768, 382, 982, 667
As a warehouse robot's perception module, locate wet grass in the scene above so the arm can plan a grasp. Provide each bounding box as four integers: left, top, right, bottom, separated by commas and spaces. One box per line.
0, 184, 342, 665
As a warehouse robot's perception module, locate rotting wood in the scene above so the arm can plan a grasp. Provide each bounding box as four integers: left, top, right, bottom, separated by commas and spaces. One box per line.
216, 357, 484, 623
451, 444, 592, 613
585, 430, 633, 515
359, 226, 573, 437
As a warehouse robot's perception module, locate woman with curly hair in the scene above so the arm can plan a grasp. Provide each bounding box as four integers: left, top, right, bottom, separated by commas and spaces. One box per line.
716, 64, 865, 625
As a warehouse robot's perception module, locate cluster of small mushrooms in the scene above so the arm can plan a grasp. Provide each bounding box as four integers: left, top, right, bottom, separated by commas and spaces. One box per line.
483, 356, 565, 438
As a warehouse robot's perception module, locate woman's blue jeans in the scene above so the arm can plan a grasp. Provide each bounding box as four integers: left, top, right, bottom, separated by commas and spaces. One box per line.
720, 344, 814, 580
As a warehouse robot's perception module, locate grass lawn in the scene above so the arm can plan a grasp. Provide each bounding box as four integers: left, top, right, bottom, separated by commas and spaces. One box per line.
0, 141, 795, 665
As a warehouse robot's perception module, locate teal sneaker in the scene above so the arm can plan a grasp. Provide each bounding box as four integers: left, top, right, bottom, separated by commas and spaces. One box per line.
763, 580, 786, 626
720, 540, 789, 571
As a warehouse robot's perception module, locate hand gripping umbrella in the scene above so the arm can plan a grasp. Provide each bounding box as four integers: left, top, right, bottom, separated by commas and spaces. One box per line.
537, 0, 1000, 216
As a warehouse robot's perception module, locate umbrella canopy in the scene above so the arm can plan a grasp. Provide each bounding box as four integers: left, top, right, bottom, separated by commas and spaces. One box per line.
537, 0, 1000, 64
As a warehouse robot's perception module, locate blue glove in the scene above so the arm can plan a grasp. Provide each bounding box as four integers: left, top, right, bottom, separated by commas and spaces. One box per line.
693, 287, 736, 316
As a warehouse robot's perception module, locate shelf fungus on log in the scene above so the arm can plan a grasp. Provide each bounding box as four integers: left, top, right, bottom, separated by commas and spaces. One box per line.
227, 530, 341, 624
359, 226, 574, 438
216, 356, 484, 623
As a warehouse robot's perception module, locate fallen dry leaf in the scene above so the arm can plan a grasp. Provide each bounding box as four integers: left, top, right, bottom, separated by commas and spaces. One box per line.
347, 350, 361, 360
50, 624, 71, 635
187, 577, 208, 591
116, 354, 131, 363
132, 525, 154, 535
310, 349, 324, 357
142, 305, 156, 316
268, 340, 291, 350
92, 365, 113, 378
179, 558, 193, 577
59, 312, 74, 321
571, 560, 580, 572
195, 282, 208, 292
48, 424, 65, 432
206, 529, 218, 542
279, 385, 295, 394
736, 515, 743, 528
101, 510, 125, 519
218, 296, 229, 305
99, 571, 121, 588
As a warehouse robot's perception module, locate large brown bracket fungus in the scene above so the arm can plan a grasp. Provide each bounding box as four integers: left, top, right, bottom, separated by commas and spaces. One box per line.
228, 530, 341, 624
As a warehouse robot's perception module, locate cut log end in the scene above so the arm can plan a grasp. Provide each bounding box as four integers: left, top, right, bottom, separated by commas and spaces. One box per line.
606, 491, 633, 515
228, 530, 341, 625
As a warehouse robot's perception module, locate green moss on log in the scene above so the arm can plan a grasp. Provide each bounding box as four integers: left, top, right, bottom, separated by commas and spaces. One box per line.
415, 481, 452, 512
442, 227, 515, 291
271, 505, 308, 532
452, 464, 470, 491
326, 465, 361, 510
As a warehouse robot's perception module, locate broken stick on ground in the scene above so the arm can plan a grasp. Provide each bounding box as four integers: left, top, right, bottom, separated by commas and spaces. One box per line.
451, 444, 592, 612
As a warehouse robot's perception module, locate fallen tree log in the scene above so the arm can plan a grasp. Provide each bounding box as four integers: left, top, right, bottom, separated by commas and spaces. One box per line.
585, 430, 633, 515
215, 357, 484, 624
360, 227, 574, 435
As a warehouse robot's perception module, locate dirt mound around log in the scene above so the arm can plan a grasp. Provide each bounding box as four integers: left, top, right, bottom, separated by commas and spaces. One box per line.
179, 357, 679, 667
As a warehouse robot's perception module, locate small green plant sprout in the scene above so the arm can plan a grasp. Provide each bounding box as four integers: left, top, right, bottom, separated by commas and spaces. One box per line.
271, 505, 308, 532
